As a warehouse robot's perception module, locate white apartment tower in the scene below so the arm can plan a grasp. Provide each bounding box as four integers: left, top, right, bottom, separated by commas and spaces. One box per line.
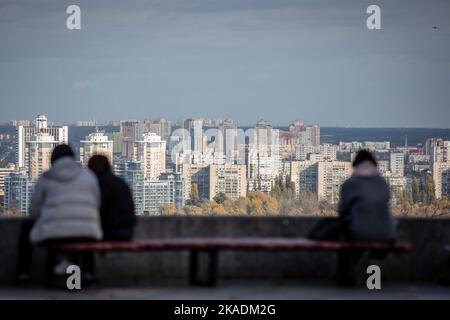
16, 115, 68, 170
26, 132, 58, 181
133, 132, 166, 180
80, 131, 114, 165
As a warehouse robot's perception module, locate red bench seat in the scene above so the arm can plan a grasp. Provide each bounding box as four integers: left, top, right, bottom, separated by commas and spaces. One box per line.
47, 237, 412, 253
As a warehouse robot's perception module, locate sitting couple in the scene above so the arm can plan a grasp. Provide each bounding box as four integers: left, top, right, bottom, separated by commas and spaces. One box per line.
17, 144, 136, 283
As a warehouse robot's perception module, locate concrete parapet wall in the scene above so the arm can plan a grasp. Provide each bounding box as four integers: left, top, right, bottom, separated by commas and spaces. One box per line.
0, 217, 449, 286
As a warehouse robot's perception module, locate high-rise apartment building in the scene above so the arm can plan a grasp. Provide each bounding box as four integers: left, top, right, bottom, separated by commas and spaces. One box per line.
3, 171, 34, 215
427, 139, 450, 199
433, 161, 450, 199
115, 160, 145, 215
246, 120, 281, 192
209, 164, 246, 200
181, 163, 210, 201
142, 173, 184, 215
144, 118, 172, 142
290, 160, 319, 196
120, 120, 139, 159
26, 132, 58, 181
79, 131, 114, 165
159, 172, 185, 209
133, 132, 166, 180
390, 151, 405, 177
0, 164, 16, 196
426, 138, 450, 163
295, 144, 337, 161
16, 115, 68, 169
111, 132, 123, 154
116, 161, 184, 215
288, 121, 320, 147
317, 161, 352, 204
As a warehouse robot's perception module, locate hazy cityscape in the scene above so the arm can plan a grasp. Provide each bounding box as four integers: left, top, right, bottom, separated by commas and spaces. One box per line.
0, 114, 449, 218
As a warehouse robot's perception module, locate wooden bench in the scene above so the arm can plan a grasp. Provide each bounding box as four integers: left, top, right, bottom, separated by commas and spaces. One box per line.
47, 237, 412, 286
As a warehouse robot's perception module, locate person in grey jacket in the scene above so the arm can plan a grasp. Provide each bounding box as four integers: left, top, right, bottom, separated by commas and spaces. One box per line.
309, 149, 396, 242
308, 149, 396, 286
30, 148, 102, 243
338, 149, 396, 242
16, 144, 102, 283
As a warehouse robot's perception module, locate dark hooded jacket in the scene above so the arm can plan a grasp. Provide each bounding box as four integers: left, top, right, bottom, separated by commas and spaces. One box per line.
96, 170, 136, 231
338, 161, 396, 242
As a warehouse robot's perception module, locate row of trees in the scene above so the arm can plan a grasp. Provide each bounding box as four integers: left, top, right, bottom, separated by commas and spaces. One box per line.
411, 175, 436, 204
164, 173, 448, 218
162, 190, 279, 216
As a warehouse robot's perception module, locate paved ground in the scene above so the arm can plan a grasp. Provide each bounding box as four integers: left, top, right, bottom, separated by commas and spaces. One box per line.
1, 281, 449, 300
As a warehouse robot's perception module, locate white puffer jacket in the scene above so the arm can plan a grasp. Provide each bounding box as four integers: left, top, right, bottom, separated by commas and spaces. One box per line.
30, 156, 103, 243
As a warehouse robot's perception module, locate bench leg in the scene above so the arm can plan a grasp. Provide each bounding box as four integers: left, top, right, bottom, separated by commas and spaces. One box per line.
206, 249, 218, 286
189, 249, 219, 287
189, 249, 199, 285
45, 249, 57, 287
337, 250, 363, 287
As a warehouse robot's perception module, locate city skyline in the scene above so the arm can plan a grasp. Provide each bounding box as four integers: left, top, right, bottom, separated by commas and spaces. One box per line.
2, 114, 450, 129
1, 0, 450, 128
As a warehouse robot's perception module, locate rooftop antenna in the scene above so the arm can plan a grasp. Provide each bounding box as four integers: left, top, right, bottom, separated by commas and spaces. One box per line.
94, 116, 99, 132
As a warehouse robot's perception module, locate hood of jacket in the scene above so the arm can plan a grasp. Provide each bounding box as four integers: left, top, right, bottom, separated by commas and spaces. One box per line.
43, 156, 82, 182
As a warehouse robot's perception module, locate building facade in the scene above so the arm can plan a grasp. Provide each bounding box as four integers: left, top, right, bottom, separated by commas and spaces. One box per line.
80, 131, 114, 165
3, 171, 34, 215
133, 132, 166, 180
209, 164, 247, 200
317, 161, 352, 204
16, 115, 68, 170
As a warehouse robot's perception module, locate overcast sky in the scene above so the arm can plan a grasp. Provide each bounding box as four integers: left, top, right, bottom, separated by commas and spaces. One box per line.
0, 0, 449, 127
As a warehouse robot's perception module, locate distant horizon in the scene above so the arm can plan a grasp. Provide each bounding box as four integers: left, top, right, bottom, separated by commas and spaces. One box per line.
1, 116, 450, 130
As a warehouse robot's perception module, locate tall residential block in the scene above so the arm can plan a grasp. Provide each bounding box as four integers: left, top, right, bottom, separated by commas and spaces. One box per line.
133, 132, 166, 180
209, 164, 247, 200
80, 131, 114, 165
16, 115, 68, 170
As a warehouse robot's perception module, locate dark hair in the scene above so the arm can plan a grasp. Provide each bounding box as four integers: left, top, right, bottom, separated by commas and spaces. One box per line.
88, 155, 112, 176
353, 149, 377, 167
51, 144, 75, 164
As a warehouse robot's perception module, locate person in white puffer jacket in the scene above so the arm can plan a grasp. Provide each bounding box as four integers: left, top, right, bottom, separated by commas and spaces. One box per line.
30, 149, 102, 243
16, 144, 102, 283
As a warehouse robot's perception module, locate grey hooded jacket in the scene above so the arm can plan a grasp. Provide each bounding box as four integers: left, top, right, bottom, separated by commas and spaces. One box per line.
30, 156, 102, 243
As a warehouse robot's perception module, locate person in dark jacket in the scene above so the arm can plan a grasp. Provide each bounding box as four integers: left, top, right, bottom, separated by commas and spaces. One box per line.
338, 149, 396, 242
308, 149, 396, 286
87, 155, 136, 241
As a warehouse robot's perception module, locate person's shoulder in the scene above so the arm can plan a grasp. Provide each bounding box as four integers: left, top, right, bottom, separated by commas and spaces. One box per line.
342, 176, 357, 188
34, 175, 48, 188
374, 174, 389, 187
113, 175, 130, 190
79, 167, 99, 183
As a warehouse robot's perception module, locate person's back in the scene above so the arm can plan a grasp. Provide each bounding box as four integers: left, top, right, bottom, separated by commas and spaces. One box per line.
97, 171, 135, 236
88, 155, 135, 241
338, 151, 396, 242
30, 149, 102, 243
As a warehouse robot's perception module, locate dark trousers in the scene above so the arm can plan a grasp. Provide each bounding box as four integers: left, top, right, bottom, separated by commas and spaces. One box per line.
16, 218, 96, 277
16, 218, 35, 276
308, 218, 364, 286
